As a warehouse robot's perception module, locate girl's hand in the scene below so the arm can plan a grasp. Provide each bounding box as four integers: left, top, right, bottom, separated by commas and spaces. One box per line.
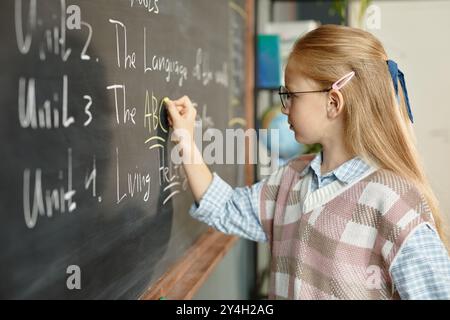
165, 96, 212, 202
164, 96, 197, 145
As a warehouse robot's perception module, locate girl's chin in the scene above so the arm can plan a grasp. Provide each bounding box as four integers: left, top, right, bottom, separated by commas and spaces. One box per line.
294, 132, 312, 145
293, 131, 303, 143
295, 136, 305, 145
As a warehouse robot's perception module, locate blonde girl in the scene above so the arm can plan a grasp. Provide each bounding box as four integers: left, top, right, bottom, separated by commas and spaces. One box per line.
165, 24, 450, 300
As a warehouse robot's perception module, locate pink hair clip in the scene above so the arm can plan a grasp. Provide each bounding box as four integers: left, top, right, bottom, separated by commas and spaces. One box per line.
332, 71, 355, 90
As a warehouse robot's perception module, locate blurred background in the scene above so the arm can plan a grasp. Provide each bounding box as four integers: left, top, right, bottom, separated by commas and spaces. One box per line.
194, 0, 450, 299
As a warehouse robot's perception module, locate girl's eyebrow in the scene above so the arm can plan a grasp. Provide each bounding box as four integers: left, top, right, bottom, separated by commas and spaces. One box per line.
285, 79, 303, 91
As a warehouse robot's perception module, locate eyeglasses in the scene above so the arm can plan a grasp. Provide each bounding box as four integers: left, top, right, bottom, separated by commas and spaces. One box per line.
279, 71, 355, 110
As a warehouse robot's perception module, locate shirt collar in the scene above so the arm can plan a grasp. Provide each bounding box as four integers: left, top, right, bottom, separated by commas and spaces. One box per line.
299, 150, 373, 184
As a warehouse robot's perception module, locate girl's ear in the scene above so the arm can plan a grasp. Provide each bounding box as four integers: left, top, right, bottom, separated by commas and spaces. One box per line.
326, 90, 345, 119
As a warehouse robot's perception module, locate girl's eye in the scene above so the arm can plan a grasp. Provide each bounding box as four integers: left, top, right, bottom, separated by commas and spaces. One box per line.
288, 93, 298, 101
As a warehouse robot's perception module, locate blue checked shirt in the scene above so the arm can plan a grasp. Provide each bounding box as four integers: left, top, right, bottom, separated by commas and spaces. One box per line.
189, 152, 450, 299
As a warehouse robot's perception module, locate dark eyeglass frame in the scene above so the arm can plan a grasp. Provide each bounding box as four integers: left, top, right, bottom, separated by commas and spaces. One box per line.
278, 85, 331, 110
278, 71, 356, 110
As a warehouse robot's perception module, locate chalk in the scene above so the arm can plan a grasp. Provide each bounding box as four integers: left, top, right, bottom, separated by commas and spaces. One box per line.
163, 97, 170, 105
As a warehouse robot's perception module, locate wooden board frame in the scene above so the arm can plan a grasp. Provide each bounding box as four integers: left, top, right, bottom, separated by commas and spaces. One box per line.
140, 0, 255, 300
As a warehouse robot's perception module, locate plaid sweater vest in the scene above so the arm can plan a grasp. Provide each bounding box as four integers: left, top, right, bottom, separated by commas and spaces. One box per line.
259, 154, 434, 300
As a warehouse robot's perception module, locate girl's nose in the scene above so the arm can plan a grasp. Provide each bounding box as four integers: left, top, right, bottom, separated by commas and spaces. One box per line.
281, 106, 289, 115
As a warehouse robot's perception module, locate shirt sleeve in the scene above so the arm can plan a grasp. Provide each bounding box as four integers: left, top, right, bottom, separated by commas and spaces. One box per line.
390, 223, 450, 299
189, 172, 268, 242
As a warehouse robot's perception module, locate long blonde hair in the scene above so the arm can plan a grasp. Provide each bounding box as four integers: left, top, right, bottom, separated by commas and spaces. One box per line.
288, 24, 448, 248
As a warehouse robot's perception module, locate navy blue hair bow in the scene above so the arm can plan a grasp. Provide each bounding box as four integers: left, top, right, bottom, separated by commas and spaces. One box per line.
386, 59, 414, 123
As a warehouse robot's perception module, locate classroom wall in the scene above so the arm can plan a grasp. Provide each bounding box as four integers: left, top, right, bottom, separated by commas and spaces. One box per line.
349, 0, 450, 224
193, 238, 256, 300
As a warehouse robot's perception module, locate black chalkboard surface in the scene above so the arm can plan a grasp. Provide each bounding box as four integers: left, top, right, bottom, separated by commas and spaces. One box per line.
0, 0, 250, 299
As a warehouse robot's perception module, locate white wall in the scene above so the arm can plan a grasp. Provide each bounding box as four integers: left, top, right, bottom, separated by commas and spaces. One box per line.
350, 0, 450, 223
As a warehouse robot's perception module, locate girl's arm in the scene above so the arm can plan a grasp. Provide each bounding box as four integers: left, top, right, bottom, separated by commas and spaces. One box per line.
390, 223, 450, 299
164, 96, 268, 242
164, 96, 213, 203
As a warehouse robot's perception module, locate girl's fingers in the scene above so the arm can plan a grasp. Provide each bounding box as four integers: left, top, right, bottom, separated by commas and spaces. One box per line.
176, 105, 191, 118
173, 96, 191, 105
165, 100, 181, 121
173, 96, 193, 111
166, 96, 195, 122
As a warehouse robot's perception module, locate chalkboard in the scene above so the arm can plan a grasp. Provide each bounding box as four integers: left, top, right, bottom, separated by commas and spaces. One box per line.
0, 0, 252, 299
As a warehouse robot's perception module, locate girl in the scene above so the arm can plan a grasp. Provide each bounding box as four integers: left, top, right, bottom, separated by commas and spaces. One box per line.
164, 24, 450, 300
